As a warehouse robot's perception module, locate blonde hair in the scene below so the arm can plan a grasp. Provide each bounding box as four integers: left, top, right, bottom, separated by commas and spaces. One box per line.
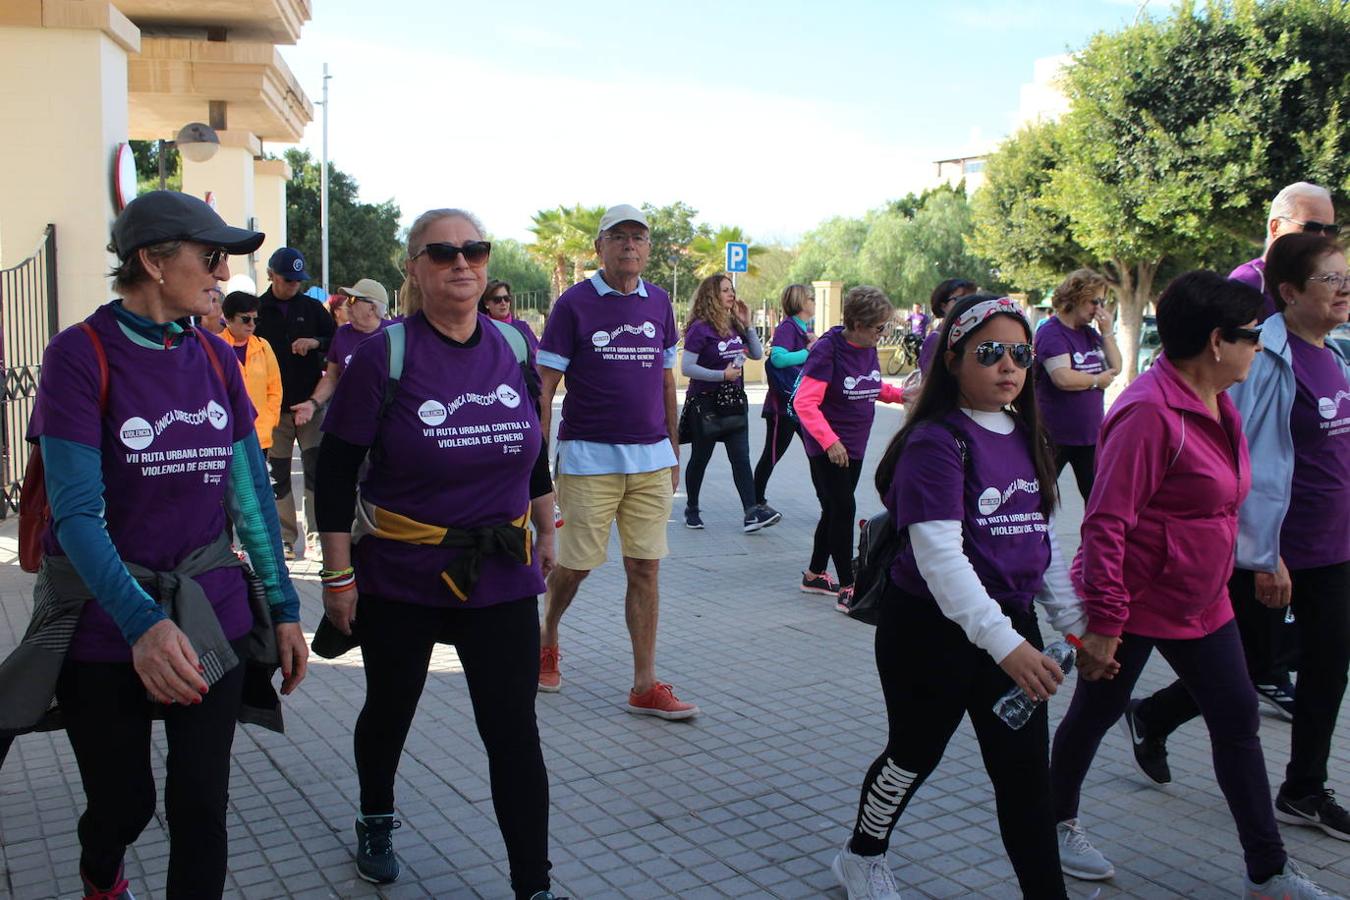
780, 283, 812, 317
842, 285, 893, 330
403, 207, 484, 317
1051, 268, 1108, 313
397, 275, 421, 316
688, 275, 733, 336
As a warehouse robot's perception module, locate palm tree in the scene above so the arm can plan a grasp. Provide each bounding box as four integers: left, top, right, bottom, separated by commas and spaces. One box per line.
688, 225, 767, 279
527, 204, 606, 297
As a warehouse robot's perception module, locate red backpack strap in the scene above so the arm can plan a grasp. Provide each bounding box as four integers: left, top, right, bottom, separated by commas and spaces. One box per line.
193, 326, 229, 388
76, 321, 110, 414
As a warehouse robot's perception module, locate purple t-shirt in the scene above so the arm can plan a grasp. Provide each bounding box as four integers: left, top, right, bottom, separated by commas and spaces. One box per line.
1280, 334, 1350, 569
539, 279, 678, 444
765, 317, 811, 415
799, 326, 884, 460
918, 329, 941, 374
1230, 258, 1279, 322
683, 320, 747, 397
885, 414, 1051, 615
29, 305, 255, 661
1034, 316, 1108, 446
327, 321, 390, 374
322, 312, 544, 607
907, 312, 930, 337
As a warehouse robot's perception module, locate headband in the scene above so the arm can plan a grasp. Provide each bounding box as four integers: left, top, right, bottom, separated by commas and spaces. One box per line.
947, 296, 1027, 348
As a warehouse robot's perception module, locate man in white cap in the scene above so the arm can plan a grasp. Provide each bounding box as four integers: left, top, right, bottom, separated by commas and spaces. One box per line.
298, 277, 393, 413
536, 204, 698, 719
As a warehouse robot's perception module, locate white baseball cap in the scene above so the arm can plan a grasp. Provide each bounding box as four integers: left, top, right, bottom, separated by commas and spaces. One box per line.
598, 204, 649, 235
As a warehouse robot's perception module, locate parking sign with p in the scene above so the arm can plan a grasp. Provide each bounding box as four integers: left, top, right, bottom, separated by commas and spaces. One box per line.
725, 242, 749, 273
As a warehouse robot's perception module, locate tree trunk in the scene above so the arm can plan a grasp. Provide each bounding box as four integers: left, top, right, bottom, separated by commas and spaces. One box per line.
1109, 258, 1159, 382
572, 257, 586, 287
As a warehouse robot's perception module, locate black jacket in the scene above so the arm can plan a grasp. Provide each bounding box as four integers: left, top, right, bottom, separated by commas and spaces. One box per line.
256, 288, 335, 407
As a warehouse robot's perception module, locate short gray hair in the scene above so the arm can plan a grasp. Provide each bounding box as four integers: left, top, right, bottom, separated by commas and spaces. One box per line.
406, 208, 486, 257
842, 285, 894, 330
1269, 181, 1332, 224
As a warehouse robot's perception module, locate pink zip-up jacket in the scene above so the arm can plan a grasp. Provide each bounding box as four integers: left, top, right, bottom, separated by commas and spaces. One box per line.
1071, 355, 1251, 639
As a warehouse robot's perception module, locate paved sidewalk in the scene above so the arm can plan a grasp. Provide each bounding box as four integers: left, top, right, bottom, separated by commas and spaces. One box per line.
2, 392, 1349, 899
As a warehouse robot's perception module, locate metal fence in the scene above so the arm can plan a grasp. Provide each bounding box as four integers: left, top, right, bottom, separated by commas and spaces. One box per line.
0, 225, 58, 517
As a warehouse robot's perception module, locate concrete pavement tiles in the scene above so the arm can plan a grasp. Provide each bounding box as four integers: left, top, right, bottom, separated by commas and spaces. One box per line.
2, 398, 1349, 898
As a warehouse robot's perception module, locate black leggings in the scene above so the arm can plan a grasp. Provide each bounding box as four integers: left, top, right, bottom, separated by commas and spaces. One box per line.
1138, 562, 1349, 798
849, 585, 1066, 899
752, 413, 800, 505
354, 593, 552, 900
1053, 442, 1096, 503
685, 423, 755, 513
808, 455, 864, 586
56, 637, 248, 898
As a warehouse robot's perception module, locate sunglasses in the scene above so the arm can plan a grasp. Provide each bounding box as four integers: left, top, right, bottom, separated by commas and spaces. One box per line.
413, 240, 492, 266
487, 293, 512, 302
200, 247, 227, 272
1280, 217, 1341, 236
234, 314, 258, 324
972, 341, 1034, 368
1224, 325, 1262, 344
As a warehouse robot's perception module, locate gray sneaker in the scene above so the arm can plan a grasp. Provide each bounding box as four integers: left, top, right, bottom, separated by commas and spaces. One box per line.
1242, 860, 1340, 898
1058, 818, 1114, 881
831, 845, 902, 899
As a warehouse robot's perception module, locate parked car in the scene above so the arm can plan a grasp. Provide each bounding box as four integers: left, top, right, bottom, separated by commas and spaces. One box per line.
1137, 315, 1161, 372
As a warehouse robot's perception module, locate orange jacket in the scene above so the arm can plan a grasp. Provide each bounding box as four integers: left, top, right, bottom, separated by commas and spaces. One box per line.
223, 332, 282, 449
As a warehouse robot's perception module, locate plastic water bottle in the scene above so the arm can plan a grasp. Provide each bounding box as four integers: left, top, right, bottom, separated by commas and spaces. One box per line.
993, 639, 1077, 730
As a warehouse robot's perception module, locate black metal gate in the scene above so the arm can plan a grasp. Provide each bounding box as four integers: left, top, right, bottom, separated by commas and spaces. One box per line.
0, 225, 58, 517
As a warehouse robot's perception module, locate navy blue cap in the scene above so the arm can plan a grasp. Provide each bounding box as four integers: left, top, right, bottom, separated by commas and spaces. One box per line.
268, 247, 311, 281
112, 190, 264, 259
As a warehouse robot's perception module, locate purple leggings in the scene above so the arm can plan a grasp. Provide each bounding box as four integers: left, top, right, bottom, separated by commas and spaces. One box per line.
1050, 619, 1287, 881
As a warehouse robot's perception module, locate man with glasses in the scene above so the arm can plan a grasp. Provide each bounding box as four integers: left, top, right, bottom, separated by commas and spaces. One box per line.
536, 204, 698, 720
256, 247, 335, 560
1233, 181, 1338, 322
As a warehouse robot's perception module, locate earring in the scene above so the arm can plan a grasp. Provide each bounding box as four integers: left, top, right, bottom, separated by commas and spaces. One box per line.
1214, 350, 1222, 363
158, 277, 164, 285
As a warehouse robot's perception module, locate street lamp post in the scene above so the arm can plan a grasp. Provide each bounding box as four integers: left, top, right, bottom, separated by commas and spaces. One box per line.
158, 122, 220, 190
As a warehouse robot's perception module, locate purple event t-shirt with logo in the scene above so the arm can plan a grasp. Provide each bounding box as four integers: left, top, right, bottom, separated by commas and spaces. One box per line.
683, 319, 746, 397
918, 329, 941, 374
326, 321, 390, 374
1280, 334, 1350, 569
798, 326, 884, 460
322, 312, 544, 608
539, 278, 678, 444
29, 304, 256, 661
1034, 316, 1108, 447
885, 414, 1051, 614
1230, 258, 1279, 322
765, 317, 811, 416
908, 312, 930, 337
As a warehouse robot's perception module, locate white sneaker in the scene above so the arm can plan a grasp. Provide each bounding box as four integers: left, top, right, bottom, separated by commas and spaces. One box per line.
832, 845, 902, 899
1057, 819, 1114, 881
1242, 860, 1341, 898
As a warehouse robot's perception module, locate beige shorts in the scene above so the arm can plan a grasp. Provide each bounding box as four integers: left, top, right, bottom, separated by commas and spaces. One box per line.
555, 468, 674, 570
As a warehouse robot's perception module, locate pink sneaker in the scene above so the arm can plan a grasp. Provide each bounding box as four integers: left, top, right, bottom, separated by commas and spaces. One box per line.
539, 645, 561, 693
626, 681, 699, 720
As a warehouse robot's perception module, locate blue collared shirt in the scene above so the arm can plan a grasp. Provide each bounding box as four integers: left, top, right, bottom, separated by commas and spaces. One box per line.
540, 272, 679, 476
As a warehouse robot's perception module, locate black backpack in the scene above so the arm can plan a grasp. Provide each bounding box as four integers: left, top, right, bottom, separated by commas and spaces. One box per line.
842, 420, 971, 625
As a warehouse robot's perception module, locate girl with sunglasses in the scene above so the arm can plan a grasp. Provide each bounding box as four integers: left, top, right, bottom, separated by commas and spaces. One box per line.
1049, 271, 1337, 899
1033, 268, 1121, 503
831, 293, 1091, 900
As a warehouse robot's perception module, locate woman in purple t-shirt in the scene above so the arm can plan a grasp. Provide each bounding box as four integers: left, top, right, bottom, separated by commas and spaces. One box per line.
297, 277, 391, 421
314, 208, 563, 899
831, 294, 1090, 900
752, 283, 816, 515
1032, 268, 1121, 502
680, 275, 770, 532
1128, 234, 1350, 840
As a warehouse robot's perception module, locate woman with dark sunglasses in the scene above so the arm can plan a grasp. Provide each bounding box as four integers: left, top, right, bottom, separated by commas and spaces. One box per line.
1033, 268, 1121, 502
221, 290, 282, 452
1049, 271, 1338, 898
480, 279, 541, 367
1124, 235, 1350, 842
296, 278, 393, 423
0, 191, 307, 899
832, 294, 1092, 900
314, 209, 564, 900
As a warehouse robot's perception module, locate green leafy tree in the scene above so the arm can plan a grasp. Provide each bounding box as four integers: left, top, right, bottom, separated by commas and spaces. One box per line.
730, 245, 799, 317
130, 140, 181, 193
280, 149, 403, 295
641, 201, 708, 305
486, 238, 551, 297
787, 216, 868, 288
527, 203, 604, 297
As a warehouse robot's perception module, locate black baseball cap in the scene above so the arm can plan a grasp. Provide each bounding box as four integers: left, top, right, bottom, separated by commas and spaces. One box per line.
112, 190, 265, 260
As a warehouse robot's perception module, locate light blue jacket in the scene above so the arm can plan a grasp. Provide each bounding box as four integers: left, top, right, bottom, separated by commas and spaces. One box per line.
1230, 313, 1350, 572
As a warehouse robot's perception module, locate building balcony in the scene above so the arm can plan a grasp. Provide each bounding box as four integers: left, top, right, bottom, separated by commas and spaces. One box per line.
113, 0, 309, 45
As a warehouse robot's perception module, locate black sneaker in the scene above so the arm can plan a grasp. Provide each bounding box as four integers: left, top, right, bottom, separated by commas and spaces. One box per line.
81, 864, 135, 899
801, 570, 838, 596
684, 508, 704, 530
1276, 788, 1350, 841
1119, 698, 1171, 785
1255, 680, 1297, 721
528, 893, 571, 899
742, 504, 782, 533
355, 814, 402, 883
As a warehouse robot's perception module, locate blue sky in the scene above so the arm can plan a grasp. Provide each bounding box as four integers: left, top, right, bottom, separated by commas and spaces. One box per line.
277, 0, 1160, 243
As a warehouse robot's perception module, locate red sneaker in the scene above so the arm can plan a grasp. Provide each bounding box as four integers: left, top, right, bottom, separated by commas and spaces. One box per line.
626, 681, 699, 720
539, 645, 561, 693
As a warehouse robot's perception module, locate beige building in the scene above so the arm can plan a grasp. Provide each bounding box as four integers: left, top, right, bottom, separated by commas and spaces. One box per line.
0, 0, 313, 328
